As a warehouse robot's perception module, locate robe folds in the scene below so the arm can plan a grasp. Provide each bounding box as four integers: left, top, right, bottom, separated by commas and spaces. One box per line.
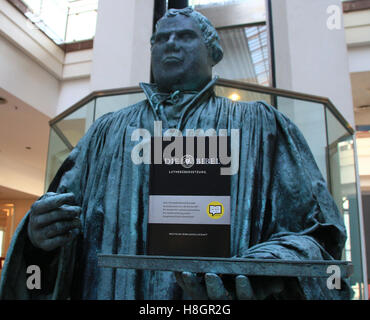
0, 79, 352, 300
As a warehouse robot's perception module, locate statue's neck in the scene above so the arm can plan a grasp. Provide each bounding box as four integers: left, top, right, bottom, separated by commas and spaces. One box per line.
156, 76, 212, 94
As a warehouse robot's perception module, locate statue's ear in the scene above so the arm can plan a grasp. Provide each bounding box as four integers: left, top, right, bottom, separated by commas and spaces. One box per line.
150, 33, 156, 47
211, 57, 219, 68
208, 51, 217, 68
210, 44, 223, 67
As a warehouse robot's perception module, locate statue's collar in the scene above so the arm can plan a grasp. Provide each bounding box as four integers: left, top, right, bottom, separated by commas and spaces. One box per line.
139, 77, 218, 111
139, 77, 218, 130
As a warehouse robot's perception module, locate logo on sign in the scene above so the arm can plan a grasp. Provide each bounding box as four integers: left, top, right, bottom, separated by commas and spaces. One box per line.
181, 154, 195, 169
207, 201, 224, 219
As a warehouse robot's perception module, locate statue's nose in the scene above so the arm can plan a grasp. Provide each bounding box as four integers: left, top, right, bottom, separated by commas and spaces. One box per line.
166, 33, 178, 49
169, 33, 177, 43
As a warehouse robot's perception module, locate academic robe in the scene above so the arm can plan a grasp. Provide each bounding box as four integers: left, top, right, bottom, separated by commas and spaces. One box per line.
0, 78, 352, 300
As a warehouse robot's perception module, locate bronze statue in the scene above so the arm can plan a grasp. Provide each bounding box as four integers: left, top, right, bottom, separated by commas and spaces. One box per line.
0, 8, 351, 300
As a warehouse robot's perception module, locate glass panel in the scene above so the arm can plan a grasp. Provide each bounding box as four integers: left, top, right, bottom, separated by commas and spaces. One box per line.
326, 109, 365, 300
45, 93, 144, 189
55, 99, 95, 148
21, 0, 99, 44
214, 25, 270, 86
276, 97, 328, 181
189, 0, 250, 8
39, 0, 69, 42
94, 92, 146, 121
22, 0, 43, 14
65, 9, 98, 43
68, 0, 98, 14
245, 26, 269, 86
214, 85, 272, 105
23, 0, 69, 44
44, 127, 72, 190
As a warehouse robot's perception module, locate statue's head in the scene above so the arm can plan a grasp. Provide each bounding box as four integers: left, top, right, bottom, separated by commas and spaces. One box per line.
151, 7, 223, 92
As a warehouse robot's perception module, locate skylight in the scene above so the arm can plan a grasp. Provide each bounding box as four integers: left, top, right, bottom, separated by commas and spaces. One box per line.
22, 0, 98, 44
189, 0, 250, 7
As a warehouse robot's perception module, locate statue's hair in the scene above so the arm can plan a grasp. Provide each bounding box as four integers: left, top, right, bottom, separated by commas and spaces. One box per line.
151, 7, 223, 66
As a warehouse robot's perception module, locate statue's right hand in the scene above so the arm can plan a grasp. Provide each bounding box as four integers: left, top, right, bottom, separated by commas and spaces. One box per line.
27, 192, 82, 252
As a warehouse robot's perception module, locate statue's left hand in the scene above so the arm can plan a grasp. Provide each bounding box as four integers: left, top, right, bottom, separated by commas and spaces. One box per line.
175, 272, 284, 300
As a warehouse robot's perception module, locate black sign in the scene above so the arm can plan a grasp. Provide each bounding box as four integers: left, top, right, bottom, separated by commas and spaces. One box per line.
147, 136, 231, 257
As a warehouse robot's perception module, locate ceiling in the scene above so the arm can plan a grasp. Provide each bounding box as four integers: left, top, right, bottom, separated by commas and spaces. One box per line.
0, 87, 50, 198
0, 185, 38, 200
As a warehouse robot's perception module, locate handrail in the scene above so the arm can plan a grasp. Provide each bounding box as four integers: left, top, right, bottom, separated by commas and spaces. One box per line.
49, 78, 354, 135
49, 86, 142, 126
217, 78, 354, 135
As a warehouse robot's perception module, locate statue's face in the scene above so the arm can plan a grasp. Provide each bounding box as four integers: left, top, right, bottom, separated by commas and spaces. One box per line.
151, 14, 213, 92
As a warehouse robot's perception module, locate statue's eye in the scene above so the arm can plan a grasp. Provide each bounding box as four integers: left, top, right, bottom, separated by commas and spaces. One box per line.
178, 31, 196, 41
155, 34, 168, 43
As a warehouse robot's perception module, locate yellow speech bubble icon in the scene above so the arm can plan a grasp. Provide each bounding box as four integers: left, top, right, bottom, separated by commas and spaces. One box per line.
207, 201, 224, 219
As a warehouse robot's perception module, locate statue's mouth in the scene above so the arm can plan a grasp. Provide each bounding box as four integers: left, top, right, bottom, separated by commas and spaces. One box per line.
163, 56, 182, 63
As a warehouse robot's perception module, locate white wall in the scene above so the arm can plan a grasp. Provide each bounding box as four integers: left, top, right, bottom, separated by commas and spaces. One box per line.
0, 36, 60, 118
271, 0, 355, 128
0, 0, 64, 78
348, 46, 370, 73
345, 9, 370, 74
91, 0, 154, 91
344, 9, 370, 47
63, 49, 93, 80
57, 77, 91, 115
